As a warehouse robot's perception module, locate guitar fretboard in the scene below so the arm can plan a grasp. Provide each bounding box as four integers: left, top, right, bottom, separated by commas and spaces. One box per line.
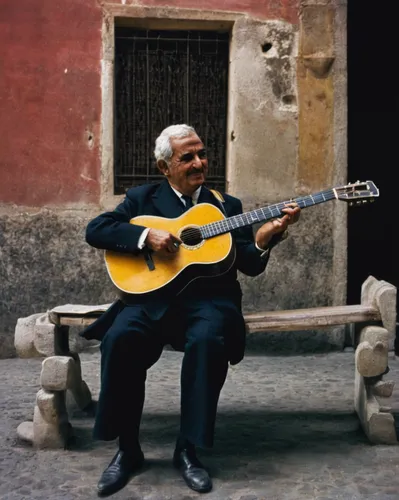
200, 188, 337, 239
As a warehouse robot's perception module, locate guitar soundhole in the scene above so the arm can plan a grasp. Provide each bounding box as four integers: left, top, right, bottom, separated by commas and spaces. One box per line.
180, 226, 203, 248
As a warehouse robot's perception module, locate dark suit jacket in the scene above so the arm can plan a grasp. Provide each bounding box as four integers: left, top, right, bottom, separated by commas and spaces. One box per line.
81, 180, 274, 364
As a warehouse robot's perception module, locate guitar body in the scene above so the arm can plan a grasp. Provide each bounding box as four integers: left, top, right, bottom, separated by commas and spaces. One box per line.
104, 203, 234, 295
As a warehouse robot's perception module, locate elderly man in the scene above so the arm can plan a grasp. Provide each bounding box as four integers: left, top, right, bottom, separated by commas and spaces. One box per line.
83, 124, 301, 497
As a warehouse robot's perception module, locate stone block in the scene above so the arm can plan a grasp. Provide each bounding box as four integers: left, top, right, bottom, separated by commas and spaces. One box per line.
375, 282, 397, 338
361, 276, 397, 338
354, 368, 397, 445
372, 380, 395, 398
359, 325, 390, 347
36, 388, 67, 423
40, 356, 76, 391
356, 341, 388, 378
14, 313, 44, 358
33, 389, 70, 449
355, 326, 389, 378
33, 314, 56, 357
33, 405, 70, 449
16, 421, 34, 444
368, 411, 397, 444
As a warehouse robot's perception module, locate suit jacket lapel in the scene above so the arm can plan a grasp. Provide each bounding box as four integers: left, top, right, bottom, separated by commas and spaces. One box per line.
151, 179, 186, 218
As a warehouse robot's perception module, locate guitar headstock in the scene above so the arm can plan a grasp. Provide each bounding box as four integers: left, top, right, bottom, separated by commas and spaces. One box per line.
335, 180, 379, 205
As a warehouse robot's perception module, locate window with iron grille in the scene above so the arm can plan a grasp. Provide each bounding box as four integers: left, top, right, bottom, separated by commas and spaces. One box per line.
114, 28, 229, 195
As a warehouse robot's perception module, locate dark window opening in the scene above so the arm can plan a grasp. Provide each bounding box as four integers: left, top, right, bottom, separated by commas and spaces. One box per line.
114, 28, 230, 194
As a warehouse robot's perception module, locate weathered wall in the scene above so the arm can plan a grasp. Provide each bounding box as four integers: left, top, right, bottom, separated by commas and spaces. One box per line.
0, 0, 347, 358
0, 211, 113, 357
107, 0, 299, 24
225, 2, 347, 352
0, 0, 102, 207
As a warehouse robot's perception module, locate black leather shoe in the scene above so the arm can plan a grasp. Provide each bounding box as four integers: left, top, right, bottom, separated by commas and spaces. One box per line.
173, 447, 212, 493
97, 449, 144, 497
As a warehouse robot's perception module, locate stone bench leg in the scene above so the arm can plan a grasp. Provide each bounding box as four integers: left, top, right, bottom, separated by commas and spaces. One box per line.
17, 353, 93, 449
16, 316, 94, 449
354, 325, 397, 444
33, 389, 72, 449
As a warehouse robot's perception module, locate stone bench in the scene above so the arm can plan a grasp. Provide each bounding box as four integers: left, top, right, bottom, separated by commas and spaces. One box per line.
14, 275, 397, 449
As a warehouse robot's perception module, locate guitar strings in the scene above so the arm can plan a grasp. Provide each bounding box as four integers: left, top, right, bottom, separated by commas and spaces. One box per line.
180, 191, 338, 242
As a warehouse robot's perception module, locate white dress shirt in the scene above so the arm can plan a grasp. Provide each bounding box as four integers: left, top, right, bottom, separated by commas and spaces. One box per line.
137, 186, 202, 249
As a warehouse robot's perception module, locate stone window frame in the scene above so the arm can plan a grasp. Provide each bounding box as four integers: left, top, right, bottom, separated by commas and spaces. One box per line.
99, 3, 349, 319
100, 5, 241, 210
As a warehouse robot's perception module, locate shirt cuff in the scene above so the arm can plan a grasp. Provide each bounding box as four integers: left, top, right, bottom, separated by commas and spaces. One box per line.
255, 241, 270, 259
137, 228, 150, 249
256, 230, 289, 253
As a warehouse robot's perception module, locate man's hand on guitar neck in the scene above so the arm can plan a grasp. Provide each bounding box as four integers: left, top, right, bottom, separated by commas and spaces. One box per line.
145, 228, 182, 254
255, 203, 301, 251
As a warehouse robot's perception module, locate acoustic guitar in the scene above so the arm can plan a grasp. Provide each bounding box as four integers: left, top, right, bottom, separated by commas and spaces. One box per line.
104, 180, 379, 296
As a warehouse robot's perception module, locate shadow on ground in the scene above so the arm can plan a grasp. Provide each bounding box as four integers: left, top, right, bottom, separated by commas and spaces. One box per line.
69, 405, 367, 456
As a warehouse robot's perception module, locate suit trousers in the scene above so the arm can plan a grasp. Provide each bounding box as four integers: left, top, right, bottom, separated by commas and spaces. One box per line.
93, 297, 231, 449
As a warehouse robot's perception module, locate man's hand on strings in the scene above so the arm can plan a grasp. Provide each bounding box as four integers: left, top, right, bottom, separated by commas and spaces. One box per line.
145, 229, 182, 253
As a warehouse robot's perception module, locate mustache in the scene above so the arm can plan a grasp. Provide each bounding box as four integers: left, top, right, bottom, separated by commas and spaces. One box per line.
187, 167, 205, 176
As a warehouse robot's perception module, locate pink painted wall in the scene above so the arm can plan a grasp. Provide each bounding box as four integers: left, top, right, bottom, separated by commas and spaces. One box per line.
0, 0, 299, 207
0, 0, 102, 206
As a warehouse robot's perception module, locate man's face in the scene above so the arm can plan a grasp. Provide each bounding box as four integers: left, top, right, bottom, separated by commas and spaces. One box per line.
160, 134, 208, 196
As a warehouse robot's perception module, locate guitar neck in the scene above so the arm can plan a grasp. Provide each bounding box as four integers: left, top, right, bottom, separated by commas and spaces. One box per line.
200, 188, 337, 238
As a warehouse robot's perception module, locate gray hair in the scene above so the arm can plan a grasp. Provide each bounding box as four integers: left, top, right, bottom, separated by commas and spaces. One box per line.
154, 124, 197, 163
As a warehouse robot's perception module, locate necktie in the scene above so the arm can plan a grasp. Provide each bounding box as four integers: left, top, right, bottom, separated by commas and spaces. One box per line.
181, 194, 193, 210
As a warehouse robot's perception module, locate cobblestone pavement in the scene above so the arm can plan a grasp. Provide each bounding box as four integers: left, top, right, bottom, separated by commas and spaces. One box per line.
2, 350, 399, 500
